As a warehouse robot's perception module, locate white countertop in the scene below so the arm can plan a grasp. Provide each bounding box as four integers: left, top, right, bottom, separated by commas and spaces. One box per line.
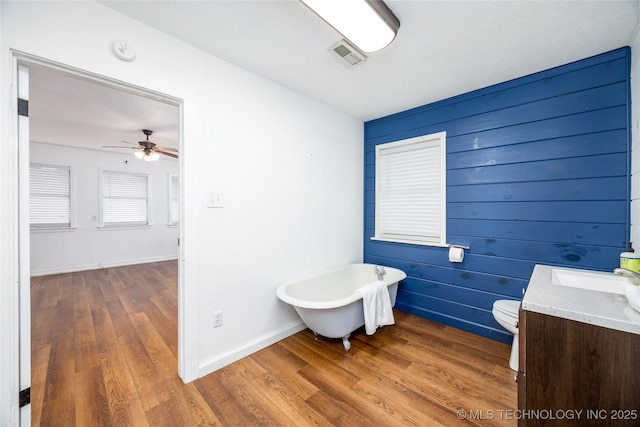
522, 264, 640, 335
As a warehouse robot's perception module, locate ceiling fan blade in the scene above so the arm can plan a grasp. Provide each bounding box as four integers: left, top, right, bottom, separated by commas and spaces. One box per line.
155, 149, 178, 158
155, 147, 178, 152
102, 145, 140, 149
120, 140, 138, 145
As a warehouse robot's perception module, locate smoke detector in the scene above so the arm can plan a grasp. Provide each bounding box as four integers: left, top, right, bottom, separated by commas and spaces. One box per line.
329, 39, 367, 67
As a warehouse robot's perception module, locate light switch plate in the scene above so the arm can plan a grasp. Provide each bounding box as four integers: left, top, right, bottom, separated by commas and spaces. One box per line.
207, 192, 224, 208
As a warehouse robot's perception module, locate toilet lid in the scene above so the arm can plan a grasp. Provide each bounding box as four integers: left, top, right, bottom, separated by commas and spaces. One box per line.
493, 300, 520, 317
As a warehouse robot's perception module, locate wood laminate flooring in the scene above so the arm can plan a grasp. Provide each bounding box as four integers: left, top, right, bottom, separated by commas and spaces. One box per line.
31, 260, 517, 426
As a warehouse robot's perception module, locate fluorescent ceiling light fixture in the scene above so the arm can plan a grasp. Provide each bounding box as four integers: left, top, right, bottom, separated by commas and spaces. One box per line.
300, 0, 400, 53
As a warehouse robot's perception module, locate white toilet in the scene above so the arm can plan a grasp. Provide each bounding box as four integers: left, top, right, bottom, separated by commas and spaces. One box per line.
492, 299, 521, 371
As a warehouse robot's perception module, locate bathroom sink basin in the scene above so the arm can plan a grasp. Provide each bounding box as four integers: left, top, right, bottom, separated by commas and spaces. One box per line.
551, 268, 631, 295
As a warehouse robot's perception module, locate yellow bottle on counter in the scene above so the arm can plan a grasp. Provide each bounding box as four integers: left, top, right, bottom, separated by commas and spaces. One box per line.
620, 242, 640, 273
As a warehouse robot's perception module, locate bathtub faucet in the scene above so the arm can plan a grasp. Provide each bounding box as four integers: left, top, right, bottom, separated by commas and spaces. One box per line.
375, 265, 386, 281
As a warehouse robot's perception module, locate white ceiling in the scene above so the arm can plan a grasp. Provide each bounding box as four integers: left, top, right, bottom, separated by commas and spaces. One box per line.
29, 63, 180, 155
30, 0, 639, 154
101, 0, 639, 121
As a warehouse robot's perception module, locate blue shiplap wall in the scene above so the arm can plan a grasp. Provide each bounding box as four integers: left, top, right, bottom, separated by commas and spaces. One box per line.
363, 47, 631, 343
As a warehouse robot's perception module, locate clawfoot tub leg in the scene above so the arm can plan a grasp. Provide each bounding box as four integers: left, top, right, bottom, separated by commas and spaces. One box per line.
342, 334, 351, 351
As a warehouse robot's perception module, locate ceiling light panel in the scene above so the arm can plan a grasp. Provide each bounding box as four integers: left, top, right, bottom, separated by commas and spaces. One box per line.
300, 0, 400, 53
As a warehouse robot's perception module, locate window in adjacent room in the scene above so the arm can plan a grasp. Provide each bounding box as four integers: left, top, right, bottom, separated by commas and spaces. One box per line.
30, 163, 74, 229
100, 169, 149, 227
168, 173, 179, 226
373, 131, 446, 246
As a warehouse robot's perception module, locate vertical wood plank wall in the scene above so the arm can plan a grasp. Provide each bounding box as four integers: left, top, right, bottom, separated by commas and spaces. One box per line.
363, 47, 631, 343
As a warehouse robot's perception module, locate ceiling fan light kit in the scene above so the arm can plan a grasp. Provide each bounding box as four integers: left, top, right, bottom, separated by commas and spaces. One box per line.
300, 0, 400, 53
134, 149, 160, 162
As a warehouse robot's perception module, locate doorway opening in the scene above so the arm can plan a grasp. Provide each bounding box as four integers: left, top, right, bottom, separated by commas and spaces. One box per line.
14, 53, 186, 424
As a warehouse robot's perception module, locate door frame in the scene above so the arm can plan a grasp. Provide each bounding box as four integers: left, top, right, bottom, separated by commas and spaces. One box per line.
9, 50, 191, 424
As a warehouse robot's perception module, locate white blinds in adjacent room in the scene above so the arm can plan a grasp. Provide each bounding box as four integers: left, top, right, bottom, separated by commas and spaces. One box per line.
169, 174, 179, 226
30, 163, 71, 227
102, 170, 149, 225
375, 132, 446, 245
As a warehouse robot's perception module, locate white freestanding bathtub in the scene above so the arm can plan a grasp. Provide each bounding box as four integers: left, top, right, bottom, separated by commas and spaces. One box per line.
276, 263, 406, 350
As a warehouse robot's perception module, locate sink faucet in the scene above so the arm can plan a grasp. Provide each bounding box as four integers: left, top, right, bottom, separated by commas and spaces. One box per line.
375, 265, 386, 281
613, 268, 640, 285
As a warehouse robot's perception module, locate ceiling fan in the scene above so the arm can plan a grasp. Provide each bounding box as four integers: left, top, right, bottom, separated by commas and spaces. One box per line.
103, 129, 178, 161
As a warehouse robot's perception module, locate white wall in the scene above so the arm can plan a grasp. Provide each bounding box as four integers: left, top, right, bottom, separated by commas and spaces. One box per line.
30, 142, 179, 276
0, 1, 364, 423
0, 1, 12, 423
630, 24, 640, 248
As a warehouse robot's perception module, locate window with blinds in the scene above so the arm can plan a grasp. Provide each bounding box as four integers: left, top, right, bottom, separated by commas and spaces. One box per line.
374, 131, 446, 246
168, 174, 179, 226
101, 170, 149, 226
30, 163, 72, 228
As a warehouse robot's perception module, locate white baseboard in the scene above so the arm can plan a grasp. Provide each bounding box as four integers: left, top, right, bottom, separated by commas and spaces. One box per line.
197, 320, 306, 378
30, 255, 179, 277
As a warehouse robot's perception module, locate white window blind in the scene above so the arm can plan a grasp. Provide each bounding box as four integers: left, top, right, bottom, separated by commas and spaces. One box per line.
30, 163, 71, 228
169, 174, 179, 226
101, 170, 149, 226
374, 132, 446, 246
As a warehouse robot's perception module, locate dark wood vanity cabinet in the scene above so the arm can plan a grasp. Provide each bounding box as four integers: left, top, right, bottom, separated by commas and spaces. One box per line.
518, 309, 640, 427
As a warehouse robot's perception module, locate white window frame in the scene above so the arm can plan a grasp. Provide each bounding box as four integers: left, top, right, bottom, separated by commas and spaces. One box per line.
29, 162, 75, 230
99, 168, 150, 228
372, 131, 447, 246
168, 173, 179, 226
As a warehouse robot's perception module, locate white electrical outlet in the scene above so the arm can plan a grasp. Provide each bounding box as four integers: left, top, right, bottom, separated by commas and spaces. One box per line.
214, 310, 223, 328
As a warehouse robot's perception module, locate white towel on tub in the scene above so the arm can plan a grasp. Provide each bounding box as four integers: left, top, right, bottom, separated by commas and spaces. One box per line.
356, 280, 395, 335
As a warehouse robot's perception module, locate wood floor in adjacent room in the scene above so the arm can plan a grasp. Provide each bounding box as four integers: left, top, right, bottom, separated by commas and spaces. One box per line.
31, 260, 517, 426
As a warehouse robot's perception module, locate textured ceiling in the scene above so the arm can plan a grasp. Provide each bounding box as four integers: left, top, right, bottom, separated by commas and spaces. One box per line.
29, 63, 180, 154
101, 0, 639, 121
29, 0, 639, 154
